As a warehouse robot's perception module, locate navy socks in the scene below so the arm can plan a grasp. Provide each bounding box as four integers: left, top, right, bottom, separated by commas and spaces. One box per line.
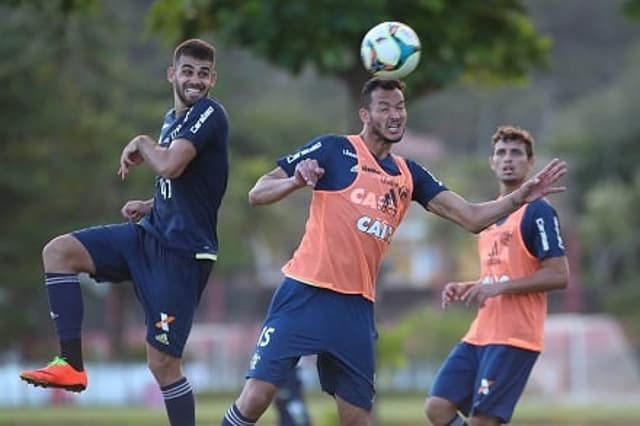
45, 273, 84, 370
162, 377, 195, 426
221, 403, 256, 425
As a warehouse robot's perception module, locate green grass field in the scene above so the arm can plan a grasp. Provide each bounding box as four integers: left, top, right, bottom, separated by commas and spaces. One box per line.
1, 392, 639, 425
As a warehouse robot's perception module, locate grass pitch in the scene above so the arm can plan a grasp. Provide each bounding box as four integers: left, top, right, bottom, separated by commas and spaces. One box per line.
1, 392, 640, 425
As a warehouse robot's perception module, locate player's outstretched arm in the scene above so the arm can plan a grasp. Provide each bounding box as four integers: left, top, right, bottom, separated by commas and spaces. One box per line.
249, 159, 325, 206
427, 158, 567, 233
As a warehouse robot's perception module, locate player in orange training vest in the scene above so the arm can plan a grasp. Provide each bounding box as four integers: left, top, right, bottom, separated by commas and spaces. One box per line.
221, 80, 567, 426
425, 126, 570, 426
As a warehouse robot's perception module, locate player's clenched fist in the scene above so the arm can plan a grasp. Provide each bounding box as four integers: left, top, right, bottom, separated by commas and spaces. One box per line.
121, 199, 152, 222
294, 158, 325, 187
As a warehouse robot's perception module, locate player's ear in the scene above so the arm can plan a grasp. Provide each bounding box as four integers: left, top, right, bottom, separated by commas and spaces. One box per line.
209, 70, 218, 87
166, 65, 175, 84
489, 155, 496, 172
358, 107, 369, 124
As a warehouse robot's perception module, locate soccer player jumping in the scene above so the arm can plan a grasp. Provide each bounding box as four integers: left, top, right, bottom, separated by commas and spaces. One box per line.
20, 38, 229, 426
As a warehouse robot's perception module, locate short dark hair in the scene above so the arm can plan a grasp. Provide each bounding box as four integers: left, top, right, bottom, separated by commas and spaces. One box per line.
360, 78, 406, 109
173, 38, 215, 66
491, 125, 535, 158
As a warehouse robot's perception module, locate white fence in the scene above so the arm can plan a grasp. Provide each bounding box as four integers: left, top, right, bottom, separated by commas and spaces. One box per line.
3, 314, 639, 406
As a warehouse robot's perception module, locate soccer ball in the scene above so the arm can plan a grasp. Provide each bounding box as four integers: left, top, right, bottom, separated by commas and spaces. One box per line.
360, 21, 421, 79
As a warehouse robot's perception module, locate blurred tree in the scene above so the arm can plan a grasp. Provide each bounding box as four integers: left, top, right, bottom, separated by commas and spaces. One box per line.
624, 0, 640, 18
378, 305, 474, 372
552, 38, 640, 348
146, 0, 550, 120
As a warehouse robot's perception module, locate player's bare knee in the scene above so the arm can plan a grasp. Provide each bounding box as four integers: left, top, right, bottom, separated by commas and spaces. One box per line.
42, 234, 90, 273
337, 408, 370, 426
468, 413, 501, 426
147, 352, 181, 385
147, 354, 173, 372
43, 235, 73, 271
335, 395, 370, 425
425, 396, 456, 425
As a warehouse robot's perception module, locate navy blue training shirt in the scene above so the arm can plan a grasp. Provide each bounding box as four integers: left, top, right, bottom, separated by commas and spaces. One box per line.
141, 97, 229, 258
518, 199, 565, 259
276, 134, 447, 207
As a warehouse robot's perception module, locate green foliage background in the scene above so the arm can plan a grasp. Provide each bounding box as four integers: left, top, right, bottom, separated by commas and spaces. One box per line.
0, 0, 639, 361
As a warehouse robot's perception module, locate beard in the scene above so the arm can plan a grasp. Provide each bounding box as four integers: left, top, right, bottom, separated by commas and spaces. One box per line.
176, 85, 206, 107
373, 123, 404, 144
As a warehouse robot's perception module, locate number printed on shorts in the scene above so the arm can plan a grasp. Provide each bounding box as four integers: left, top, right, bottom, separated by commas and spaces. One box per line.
257, 326, 275, 347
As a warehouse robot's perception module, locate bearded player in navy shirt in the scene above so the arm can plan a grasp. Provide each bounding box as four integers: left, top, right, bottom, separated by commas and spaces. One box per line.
20, 39, 229, 426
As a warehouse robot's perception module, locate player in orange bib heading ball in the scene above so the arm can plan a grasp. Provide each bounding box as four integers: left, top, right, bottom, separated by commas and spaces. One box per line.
220, 80, 567, 426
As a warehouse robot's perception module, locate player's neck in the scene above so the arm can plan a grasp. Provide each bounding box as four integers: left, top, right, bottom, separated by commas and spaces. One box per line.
499, 181, 523, 197
174, 103, 188, 117
359, 131, 392, 159
173, 94, 193, 117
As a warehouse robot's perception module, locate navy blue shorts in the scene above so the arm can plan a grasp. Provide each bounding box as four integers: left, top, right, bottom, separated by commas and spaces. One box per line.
72, 223, 213, 357
246, 277, 377, 411
429, 342, 539, 423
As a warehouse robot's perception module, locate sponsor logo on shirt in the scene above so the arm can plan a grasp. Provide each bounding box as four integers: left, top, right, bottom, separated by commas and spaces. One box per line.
360, 164, 382, 175
380, 176, 409, 193
286, 141, 322, 163
535, 217, 550, 251
342, 149, 357, 159
553, 216, 565, 250
350, 186, 408, 218
350, 188, 381, 210
356, 215, 395, 242
190, 105, 215, 134
480, 274, 510, 285
166, 124, 183, 144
